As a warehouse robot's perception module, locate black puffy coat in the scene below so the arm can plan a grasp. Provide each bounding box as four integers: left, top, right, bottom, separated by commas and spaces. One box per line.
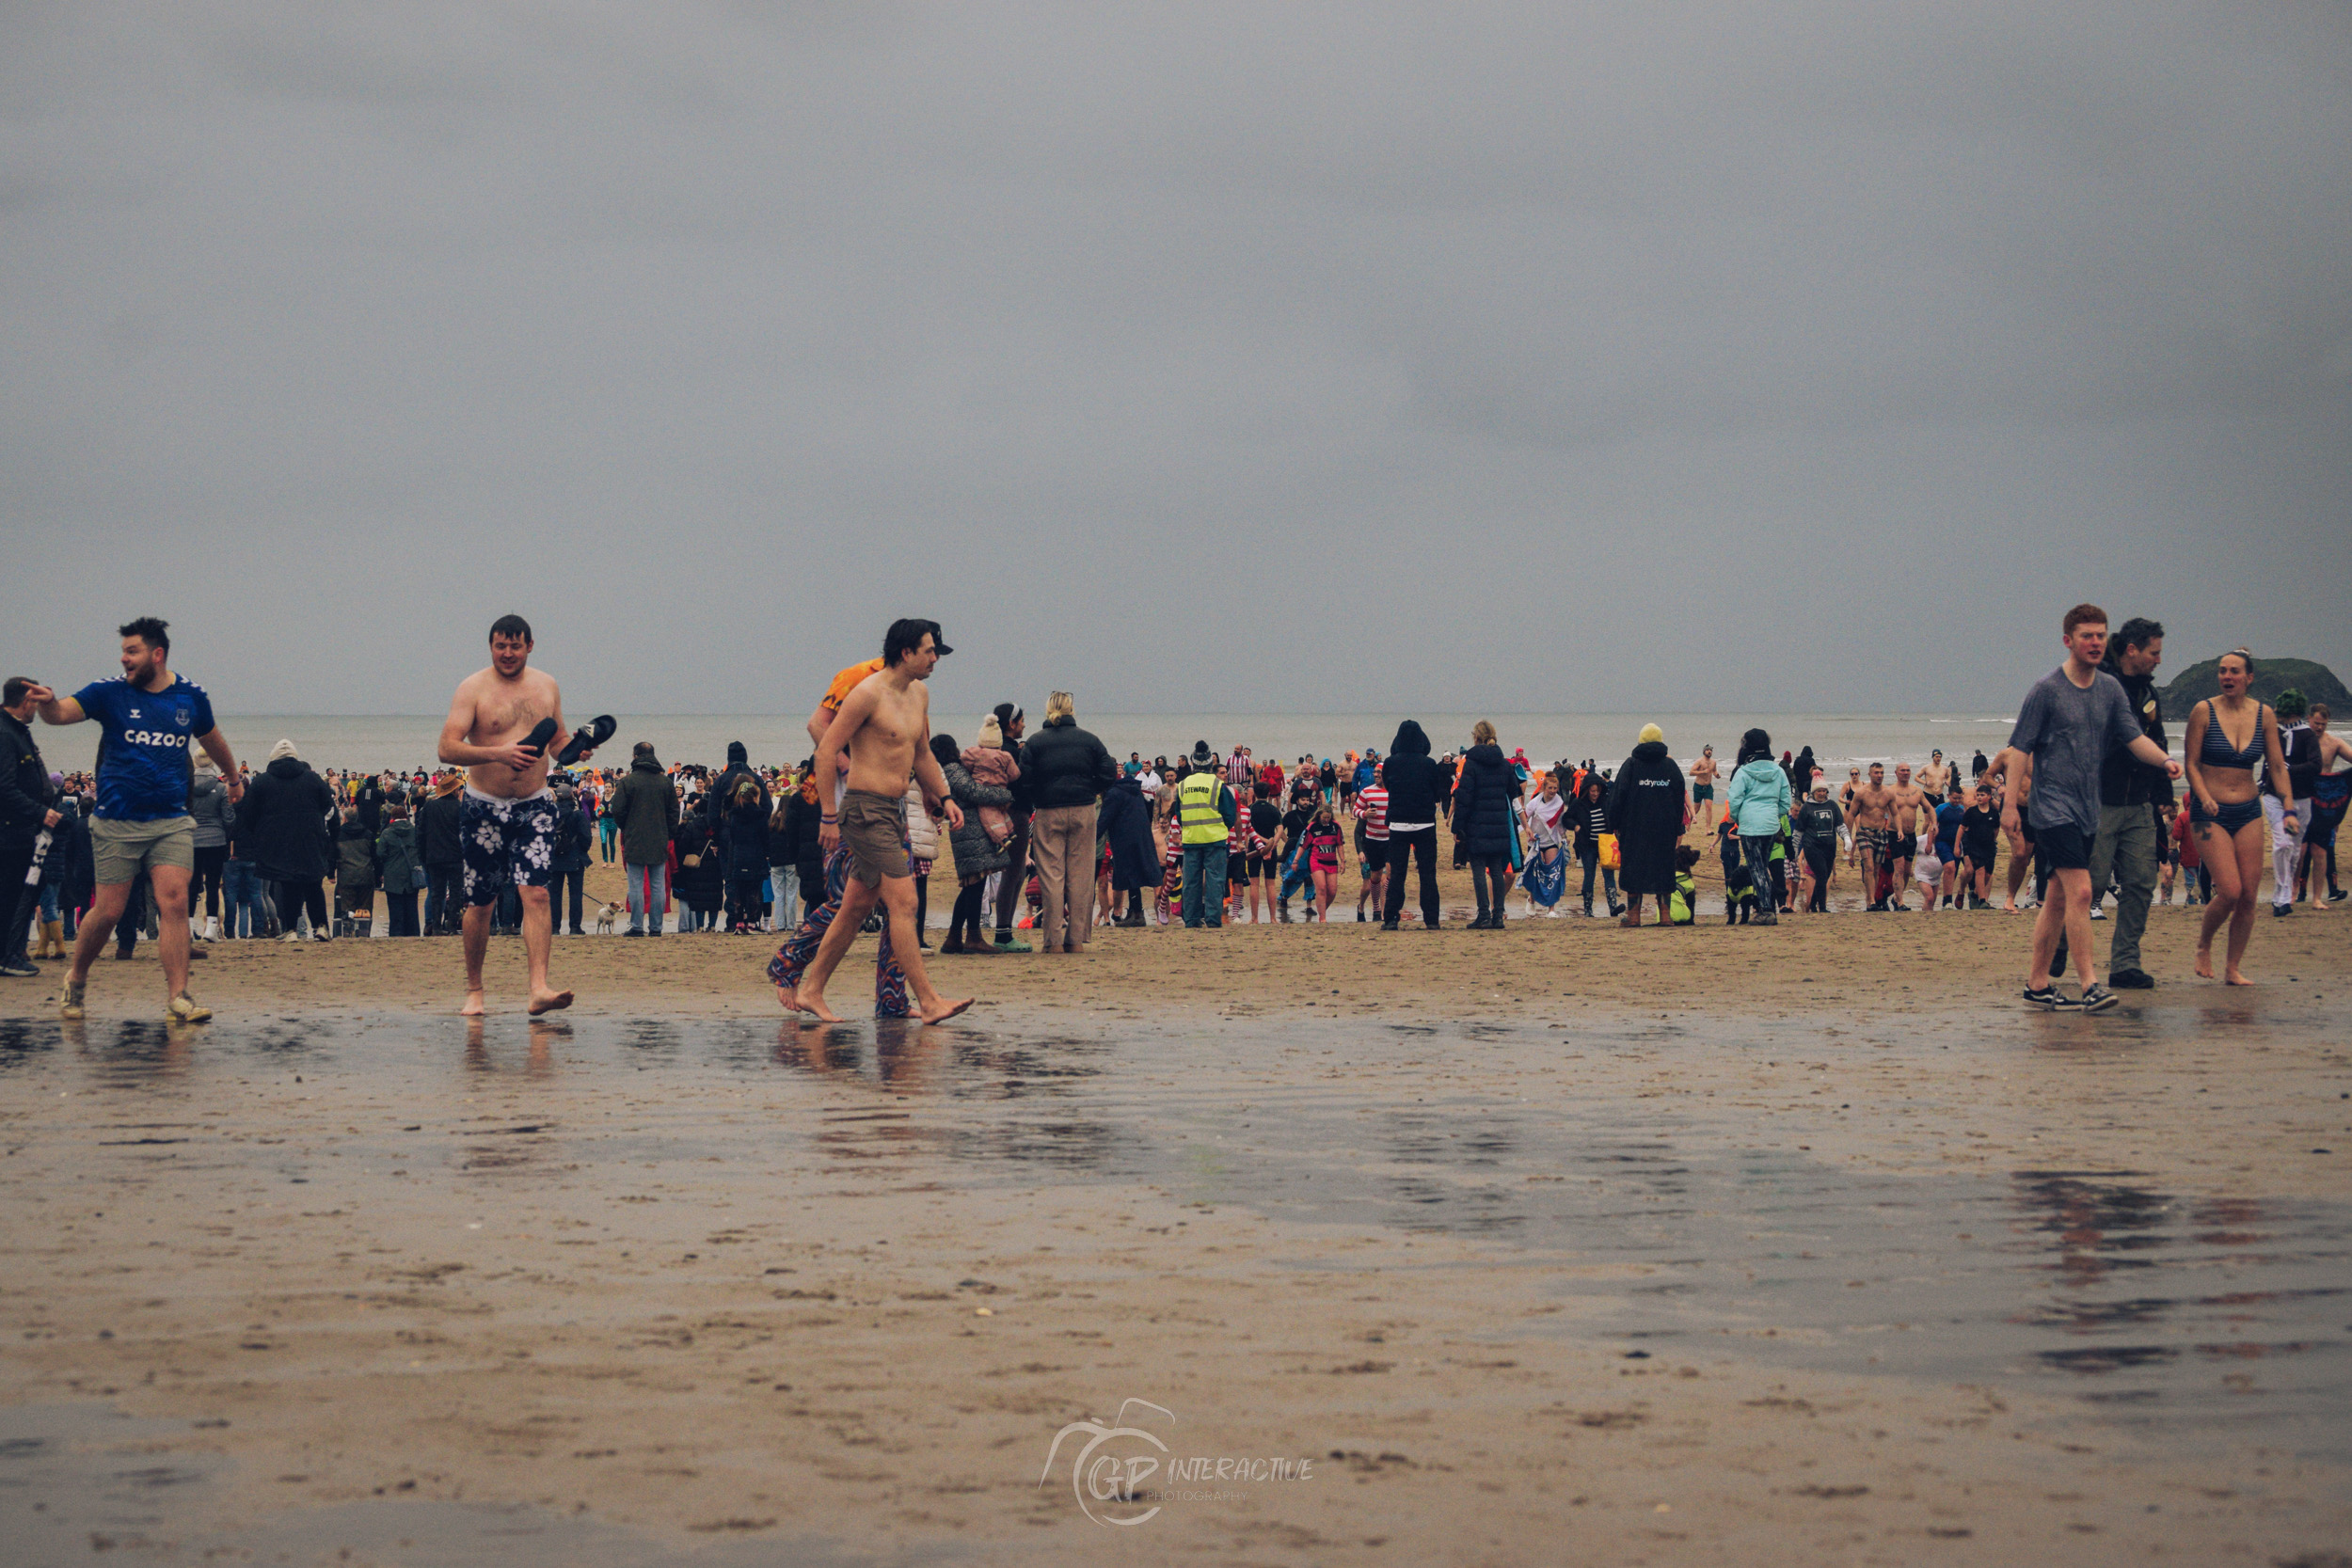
1096, 775, 1159, 891
1015, 717, 1120, 811
417, 789, 463, 870
1449, 742, 1521, 856
673, 815, 724, 909
1606, 740, 1687, 895
237, 756, 337, 882
724, 798, 771, 878
780, 790, 827, 890
1379, 721, 1445, 826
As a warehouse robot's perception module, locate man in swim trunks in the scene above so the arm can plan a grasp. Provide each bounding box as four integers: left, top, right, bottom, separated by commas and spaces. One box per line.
768, 646, 910, 1012
1888, 763, 1928, 910
784, 621, 972, 1025
436, 614, 596, 1017
1691, 745, 1719, 831
1851, 763, 1896, 910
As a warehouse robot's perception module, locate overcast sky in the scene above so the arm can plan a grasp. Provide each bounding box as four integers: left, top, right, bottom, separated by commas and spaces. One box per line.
7, 3, 2347, 718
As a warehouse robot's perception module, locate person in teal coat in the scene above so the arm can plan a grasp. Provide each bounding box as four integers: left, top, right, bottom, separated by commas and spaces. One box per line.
1727, 728, 1793, 924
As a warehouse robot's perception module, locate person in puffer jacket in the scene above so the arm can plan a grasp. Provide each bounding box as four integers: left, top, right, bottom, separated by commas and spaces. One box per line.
1727, 727, 1793, 925
1449, 721, 1523, 928
934, 734, 1012, 954
903, 774, 939, 949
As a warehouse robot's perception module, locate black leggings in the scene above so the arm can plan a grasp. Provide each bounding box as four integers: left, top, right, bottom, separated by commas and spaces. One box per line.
914, 873, 929, 938
950, 879, 989, 944
1382, 827, 1441, 926
1469, 852, 1509, 915
193, 845, 228, 916
275, 879, 328, 936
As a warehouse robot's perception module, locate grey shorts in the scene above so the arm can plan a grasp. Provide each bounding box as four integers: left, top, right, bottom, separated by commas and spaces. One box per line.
837, 789, 911, 885
90, 815, 198, 885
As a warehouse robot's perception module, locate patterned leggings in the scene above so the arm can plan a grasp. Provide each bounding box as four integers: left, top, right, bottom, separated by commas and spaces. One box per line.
766, 845, 909, 1017
1154, 852, 1184, 926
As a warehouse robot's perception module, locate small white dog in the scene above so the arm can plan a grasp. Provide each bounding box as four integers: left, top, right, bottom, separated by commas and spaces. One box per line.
592, 900, 623, 935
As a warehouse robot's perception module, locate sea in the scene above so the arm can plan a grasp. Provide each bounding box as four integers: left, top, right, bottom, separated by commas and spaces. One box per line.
50, 712, 2057, 779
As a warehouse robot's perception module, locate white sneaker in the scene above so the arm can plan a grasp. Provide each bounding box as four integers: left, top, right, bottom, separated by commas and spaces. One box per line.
201, 916, 221, 942
282, 932, 302, 942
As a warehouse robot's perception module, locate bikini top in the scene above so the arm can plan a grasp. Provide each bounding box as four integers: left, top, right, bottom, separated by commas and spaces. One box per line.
2197, 700, 2267, 771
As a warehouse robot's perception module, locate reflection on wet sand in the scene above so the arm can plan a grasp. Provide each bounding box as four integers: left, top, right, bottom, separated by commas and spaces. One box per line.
2, 1007, 2344, 1466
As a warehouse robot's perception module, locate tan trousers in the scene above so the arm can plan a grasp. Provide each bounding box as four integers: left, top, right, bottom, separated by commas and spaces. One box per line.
1029, 803, 1098, 952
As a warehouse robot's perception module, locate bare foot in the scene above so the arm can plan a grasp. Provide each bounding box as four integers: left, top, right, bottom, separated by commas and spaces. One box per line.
2194, 949, 2215, 980
794, 986, 842, 1022
460, 990, 486, 1017
527, 989, 574, 1016
775, 983, 809, 1015
2225, 969, 2255, 987
919, 995, 975, 1025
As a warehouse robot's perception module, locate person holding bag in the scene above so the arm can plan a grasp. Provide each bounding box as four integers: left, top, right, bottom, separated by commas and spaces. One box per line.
1572, 773, 1622, 918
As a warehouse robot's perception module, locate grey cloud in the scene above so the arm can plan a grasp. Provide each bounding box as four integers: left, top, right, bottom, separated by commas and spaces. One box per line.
2, 3, 2345, 720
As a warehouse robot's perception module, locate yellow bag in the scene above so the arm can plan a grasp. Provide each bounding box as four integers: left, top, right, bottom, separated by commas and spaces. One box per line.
1597, 832, 1620, 870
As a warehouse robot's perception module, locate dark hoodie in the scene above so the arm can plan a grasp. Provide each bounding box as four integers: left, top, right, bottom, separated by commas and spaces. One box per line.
710, 740, 766, 868
237, 755, 337, 882
1449, 742, 1522, 856
1379, 721, 1445, 827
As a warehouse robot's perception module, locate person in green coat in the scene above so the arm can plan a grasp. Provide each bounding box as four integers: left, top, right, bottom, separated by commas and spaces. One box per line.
375, 804, 422, 937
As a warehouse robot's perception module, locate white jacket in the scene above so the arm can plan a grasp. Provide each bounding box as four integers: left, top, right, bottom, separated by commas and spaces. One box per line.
903, 779, 938, 863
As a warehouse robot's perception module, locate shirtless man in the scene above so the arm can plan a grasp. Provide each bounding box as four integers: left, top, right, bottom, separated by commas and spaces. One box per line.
436, 614, 594, 1017
1851, 763, 1897, 910
786, 620, 972, 1025
1888, 763, 1929, 911
1918, 750, 1949, 799
1690, 746, 1720, 832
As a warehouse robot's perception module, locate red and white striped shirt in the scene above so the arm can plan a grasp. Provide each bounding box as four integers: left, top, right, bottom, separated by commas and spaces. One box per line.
1355, 784, 1391, 839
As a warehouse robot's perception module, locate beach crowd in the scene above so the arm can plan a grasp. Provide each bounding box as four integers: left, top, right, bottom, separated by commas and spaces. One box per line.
2, 610, 2346, 1022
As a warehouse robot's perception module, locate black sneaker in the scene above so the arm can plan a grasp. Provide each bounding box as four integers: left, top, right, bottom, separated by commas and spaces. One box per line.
1380, 919, 1399, 932
2022, 985, 2064, 1009
2272, 903, 2292, 918
0, 959, 37, 979
2078, 984, 2121, 1013
2107, 968, 2154, 990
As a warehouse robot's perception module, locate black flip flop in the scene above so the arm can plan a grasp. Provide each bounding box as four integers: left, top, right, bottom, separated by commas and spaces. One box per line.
517, 717, 561, 759
556, 714, 617, 767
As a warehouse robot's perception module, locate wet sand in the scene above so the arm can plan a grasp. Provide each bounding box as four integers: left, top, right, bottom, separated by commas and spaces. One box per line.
2, 861, 2347, 1564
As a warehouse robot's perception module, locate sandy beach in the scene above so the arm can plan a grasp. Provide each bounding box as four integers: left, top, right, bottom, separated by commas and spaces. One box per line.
3, 845, 2347, 1566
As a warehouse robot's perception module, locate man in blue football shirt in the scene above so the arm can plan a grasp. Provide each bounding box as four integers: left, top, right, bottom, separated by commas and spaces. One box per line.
30, 617, 242, 1023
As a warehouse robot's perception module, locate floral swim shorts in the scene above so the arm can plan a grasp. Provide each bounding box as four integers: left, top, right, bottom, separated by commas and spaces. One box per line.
462, 786, 560, 905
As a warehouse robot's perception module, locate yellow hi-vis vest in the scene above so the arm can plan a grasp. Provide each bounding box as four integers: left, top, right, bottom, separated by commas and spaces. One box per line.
1177, 769, 1228, 846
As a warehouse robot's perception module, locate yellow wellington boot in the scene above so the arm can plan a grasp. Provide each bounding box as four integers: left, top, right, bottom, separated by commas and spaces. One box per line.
43, 920, 66, 958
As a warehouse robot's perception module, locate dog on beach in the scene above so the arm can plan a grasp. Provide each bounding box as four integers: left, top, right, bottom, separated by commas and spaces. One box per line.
593, 901, 623, 935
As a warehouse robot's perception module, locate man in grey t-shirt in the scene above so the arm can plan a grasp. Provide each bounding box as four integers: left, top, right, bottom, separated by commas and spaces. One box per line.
1993, 604, 2179, 1012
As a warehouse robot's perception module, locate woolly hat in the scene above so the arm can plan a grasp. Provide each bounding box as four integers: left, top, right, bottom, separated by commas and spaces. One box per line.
1637, 723, 1663, 745
268, 737, 298, 762
977, 715, 1004, 749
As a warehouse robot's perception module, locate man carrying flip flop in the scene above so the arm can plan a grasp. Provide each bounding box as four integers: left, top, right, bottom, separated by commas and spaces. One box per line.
437, 614, 601, 1017
781, 619, 973, 1025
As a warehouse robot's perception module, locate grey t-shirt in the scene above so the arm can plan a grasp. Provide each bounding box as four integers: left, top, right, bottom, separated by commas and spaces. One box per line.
2009, 667, 2143, 835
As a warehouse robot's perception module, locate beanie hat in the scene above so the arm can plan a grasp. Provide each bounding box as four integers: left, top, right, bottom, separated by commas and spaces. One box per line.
1637, 724, 1663, 745
269, 738, 298, 762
